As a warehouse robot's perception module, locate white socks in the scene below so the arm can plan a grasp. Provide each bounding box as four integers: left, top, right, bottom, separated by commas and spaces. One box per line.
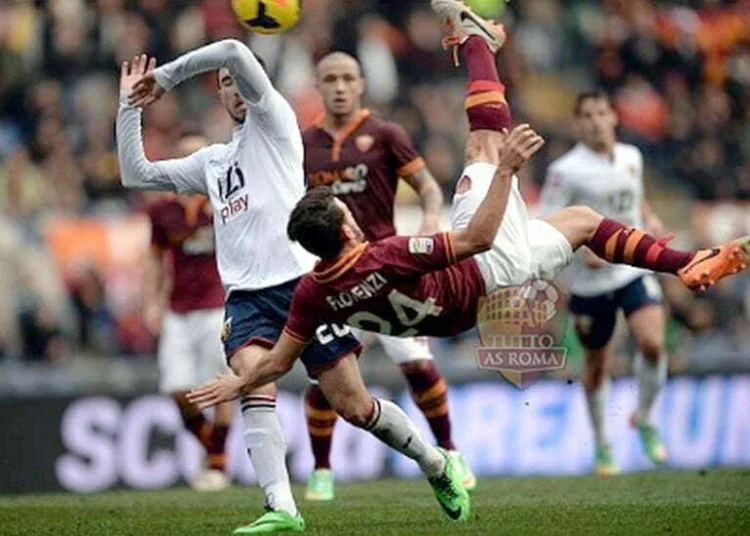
585, 378, 611, 447
365, 398, 445, 478
241, 395, 298, 516
634, 352, 668, 425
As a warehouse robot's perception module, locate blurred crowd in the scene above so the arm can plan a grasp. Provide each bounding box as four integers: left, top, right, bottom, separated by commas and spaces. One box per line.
0, 0, 748, 370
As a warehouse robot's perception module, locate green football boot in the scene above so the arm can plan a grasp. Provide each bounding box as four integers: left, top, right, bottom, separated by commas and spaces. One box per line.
595, 443, 620, 478
232, 510, 305, 534
305, 468, 334, 501
631, 415, 668, 465
449, 450, 478, 492
428, 448, 471, 522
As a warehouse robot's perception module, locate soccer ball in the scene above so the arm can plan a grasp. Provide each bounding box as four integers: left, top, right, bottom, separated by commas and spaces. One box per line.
231, 0, 301, 35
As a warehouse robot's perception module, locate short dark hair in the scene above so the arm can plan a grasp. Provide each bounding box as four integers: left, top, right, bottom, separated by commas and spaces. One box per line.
574, 90, 613, 115
287, 186, 345, 260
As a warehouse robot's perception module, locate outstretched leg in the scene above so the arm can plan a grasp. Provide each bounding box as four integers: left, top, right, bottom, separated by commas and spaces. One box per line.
544, 205, 750, 291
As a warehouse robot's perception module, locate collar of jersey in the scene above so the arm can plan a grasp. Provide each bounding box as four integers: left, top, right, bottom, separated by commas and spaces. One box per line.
315, 109, 370, 131
313, 242, 369, 284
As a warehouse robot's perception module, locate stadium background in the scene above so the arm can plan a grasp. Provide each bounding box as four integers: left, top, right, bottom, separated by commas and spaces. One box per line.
0, 0, 749, 494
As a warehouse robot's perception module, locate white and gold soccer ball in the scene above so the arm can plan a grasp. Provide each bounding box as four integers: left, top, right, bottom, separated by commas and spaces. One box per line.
231, 0, 301, 34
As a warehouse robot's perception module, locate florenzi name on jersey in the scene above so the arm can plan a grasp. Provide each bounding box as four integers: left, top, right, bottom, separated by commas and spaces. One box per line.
308, 163, 369, 195
325, 271, 387, 311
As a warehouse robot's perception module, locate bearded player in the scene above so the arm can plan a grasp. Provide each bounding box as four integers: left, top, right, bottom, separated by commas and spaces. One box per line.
119, 40, 475, 530
144, 133, 234, 491
540, 92, 671, 476
189, 0, 749, 414
302, 51, 475, 500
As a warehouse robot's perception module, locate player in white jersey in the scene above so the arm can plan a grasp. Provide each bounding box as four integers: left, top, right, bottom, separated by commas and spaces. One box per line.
117, 43, 360, 533
540, 91, 670, 476
118, 41, 470, 532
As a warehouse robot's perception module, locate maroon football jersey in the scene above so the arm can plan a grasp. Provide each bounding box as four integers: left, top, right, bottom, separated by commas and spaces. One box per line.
283, 234, 486, 343
148, 196, 224, 313
303, 110, 426, 241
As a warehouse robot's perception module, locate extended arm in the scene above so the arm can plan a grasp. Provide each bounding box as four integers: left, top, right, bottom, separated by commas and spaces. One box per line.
449, 124, 544, 261
153, 39, 272, 107
402, 168, 444, 234
117, 56, 207, 193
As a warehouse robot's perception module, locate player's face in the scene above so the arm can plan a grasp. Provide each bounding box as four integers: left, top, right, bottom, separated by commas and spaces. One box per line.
217, 68, 247, 124
335, 198, 365, 244
575, 98, 617, 151
316, 58, 365, 118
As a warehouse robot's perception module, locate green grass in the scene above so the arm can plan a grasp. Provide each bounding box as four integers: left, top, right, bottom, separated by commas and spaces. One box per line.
2, 470, 750, 535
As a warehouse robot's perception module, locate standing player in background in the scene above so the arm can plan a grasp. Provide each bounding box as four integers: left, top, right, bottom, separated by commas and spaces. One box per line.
539, 91, 669, 476
302, 51, 475, 501
143, 133, 234, 492
118, 40, 362, 533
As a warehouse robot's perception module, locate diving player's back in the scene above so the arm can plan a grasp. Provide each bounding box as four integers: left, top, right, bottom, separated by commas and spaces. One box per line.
284, 233, 486, 344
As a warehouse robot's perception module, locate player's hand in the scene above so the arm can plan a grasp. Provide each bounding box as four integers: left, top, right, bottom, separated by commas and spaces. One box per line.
187, 373, 245, 410
497, 124, 545, 173
121, 54, 164, 108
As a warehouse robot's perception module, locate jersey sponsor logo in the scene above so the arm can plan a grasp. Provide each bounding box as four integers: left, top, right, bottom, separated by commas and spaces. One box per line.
455, 175, 472, 194
218, 163, 250, 225
326, 272, 388, 311
219, 194, 249, 225
408, 237, 434, 255
308, 163, 368, 195
355, 134, 375, 153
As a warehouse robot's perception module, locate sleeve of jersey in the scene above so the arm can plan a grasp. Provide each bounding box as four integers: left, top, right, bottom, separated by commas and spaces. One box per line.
153, 39, 295, 138
537, 164, 574, 216
374, 234, 456, 278
116, 96, 208, 194
282, 279, 318, 345
386, 123, 425, 178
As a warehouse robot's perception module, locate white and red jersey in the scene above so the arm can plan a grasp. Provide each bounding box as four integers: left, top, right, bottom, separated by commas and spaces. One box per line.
540, 143, 648, 297
117, 39, 316, 294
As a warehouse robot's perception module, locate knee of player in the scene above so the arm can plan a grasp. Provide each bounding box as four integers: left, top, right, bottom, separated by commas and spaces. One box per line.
335, 397, 375, 428
568, 206, 603, 235
638, 338, 665, 361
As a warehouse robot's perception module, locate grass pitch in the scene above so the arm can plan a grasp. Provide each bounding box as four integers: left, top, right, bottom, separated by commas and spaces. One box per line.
2, 469, 749, 535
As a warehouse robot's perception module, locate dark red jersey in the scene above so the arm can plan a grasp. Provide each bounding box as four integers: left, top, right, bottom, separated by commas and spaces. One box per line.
147, 196, 224, 312
303, 110, 426, 241
283, 233, 486, 343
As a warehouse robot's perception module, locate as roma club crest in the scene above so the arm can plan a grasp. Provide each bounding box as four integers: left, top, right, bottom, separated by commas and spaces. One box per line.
355, 135, 375, 153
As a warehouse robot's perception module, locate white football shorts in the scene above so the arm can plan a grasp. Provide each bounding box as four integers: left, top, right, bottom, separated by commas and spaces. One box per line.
158, 307, 229, 393
450, 162, 573, 293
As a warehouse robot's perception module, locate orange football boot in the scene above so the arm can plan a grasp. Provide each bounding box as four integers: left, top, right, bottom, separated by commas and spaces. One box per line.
677, 236, 750, 291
